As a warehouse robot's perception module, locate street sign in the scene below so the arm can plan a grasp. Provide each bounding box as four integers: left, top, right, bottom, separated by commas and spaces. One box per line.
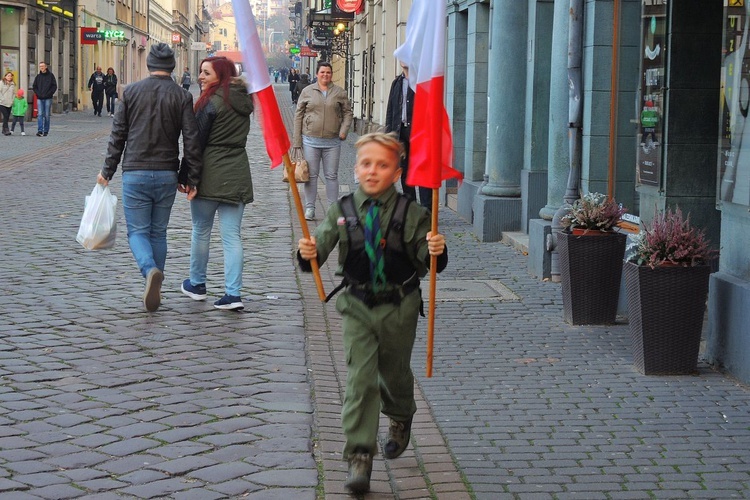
290, 47, 301, 54
191, 41, 205, 50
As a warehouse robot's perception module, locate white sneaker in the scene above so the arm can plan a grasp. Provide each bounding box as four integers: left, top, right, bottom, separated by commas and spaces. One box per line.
304, 208, 315, 221
21, 132, 25, 136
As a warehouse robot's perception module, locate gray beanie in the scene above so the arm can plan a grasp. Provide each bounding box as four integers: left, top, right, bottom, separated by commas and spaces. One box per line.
147, 43, 176, 72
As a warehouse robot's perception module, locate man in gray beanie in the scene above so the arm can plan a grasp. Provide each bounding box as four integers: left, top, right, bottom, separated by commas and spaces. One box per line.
96, 42, 202, 312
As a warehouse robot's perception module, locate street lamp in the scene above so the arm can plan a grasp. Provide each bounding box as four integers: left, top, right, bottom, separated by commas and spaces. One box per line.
267, 30, 283, 52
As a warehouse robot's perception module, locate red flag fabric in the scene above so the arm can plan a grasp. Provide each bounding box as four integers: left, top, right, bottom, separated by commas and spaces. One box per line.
232, 0, 289, 168
394, 0, 462, 189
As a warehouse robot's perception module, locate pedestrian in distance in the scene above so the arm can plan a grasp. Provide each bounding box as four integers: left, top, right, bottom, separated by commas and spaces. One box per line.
87, 66, 106, 116
10, 89, 28, 135
181, 67, 191, 91
103, 67, 118, 117
32, 62, 57, 137
292, 72, 309, 105
385, 61, 433, 209
0, 71, 15, 135
288, 68, 299, 103
97, 43, 202, 312
292, 61, 353, 221
297, 132, 448, 494
180, 56, 254, 311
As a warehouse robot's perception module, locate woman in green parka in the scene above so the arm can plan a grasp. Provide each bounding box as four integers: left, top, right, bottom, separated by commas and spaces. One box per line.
180, 56, 254, 310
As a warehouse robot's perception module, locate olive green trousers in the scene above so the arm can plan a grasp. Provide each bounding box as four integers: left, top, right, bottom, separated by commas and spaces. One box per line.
336, 289, 420, 459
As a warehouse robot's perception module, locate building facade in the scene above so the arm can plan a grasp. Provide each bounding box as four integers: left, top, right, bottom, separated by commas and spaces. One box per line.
306, 0, 749, 385
1, 0, 76, 115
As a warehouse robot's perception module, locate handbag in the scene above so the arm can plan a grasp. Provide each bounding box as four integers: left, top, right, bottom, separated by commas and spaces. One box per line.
283, 159, 310, 183
76, 183, 118, 250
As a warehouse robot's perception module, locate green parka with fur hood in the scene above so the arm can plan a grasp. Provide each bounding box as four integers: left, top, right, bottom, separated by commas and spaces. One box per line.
194, 77, 254, 204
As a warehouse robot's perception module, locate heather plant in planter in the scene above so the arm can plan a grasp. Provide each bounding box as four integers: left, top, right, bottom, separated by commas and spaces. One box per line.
557, 193, 628, 325
560, 192, 627, 233
629, 206, 716, 268
624, 207, 717, 375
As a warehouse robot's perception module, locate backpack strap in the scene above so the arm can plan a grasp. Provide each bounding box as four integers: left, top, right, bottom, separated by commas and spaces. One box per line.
325, 194, 360, 303
384, 194, 411, 254
339, 194, 364, 250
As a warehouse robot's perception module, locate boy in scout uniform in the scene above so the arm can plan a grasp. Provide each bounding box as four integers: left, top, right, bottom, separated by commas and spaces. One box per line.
297, 132, 448, 494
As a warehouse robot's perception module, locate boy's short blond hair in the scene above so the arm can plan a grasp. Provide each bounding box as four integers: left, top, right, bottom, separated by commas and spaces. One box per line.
355, 132, 405, 161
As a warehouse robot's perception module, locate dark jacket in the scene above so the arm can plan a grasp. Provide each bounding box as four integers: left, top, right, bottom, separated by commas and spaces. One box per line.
295, 75, 310, 98
102, 75, 202, 187
104, 73, 118, 96
385, 73, 413, 133
194, 78, 254, 204
88, 71, 105, 93
32, 70, 57, 100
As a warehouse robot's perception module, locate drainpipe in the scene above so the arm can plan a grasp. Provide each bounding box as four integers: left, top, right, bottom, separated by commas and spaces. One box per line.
608, 0, 620, 199
549, 0, 583, 282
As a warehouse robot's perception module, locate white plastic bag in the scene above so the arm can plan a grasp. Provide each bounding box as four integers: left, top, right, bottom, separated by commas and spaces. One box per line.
76, 184, 118, 250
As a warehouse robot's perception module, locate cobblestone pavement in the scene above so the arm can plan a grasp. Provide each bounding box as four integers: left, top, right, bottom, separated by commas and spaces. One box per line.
1, 85, 750, 499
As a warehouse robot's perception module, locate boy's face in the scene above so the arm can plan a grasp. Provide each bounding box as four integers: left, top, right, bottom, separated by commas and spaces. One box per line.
355, 142, 402, 198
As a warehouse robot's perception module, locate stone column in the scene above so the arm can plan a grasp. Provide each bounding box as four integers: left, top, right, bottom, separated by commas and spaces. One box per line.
539, 0, 571, 221
455, 1, 490, 222
480, 0, 527, 198
471, 0, 527, 240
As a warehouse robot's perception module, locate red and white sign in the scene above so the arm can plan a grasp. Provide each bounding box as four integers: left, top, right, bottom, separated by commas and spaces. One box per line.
81, 27, 103, 45
300, 46, 318, 58
172, 32, 181, 43
336, 0, 363, 13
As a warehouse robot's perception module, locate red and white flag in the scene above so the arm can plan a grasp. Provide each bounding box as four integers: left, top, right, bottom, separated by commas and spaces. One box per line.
394, 0, 462, 189
232, 0, 289, 168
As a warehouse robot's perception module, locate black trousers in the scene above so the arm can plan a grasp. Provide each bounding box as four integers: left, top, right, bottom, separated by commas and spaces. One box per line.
91, 91, 104, 115
0, 105, 10, 133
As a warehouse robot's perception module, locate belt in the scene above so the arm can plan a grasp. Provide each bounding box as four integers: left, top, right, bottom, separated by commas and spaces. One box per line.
348, 281, 419, 308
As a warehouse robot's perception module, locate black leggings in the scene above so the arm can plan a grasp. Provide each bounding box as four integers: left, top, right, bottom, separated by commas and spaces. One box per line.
0, 105, 10, 132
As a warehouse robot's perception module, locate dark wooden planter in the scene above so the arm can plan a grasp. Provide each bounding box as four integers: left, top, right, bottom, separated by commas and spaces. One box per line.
623, 260, 711, 375
557, 230, 627, 325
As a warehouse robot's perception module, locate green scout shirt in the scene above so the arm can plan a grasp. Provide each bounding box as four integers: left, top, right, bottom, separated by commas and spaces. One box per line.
313, 185, 433, 281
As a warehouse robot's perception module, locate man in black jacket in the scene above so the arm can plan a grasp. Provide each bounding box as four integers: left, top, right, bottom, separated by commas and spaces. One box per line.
385, 63, 432, 209
87, 66, 106, 116
31, 62, 57, 137
97, 43, 202, 312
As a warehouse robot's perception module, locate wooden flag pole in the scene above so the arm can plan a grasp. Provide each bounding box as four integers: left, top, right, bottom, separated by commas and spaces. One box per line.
283, 153, 326, 301
426, 188, 439, 378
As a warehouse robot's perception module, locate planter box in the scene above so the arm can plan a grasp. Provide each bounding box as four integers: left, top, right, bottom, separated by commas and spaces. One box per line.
624, 260, 711, 375
557, 231, 627, 325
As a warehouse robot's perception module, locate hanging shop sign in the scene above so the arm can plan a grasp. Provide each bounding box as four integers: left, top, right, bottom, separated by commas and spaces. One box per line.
718, 1, 750, 207
81, 28, 125, 45
172, 32, 182, 43
636, 1, 667, 187
336, 0, 362, 13
81, 27, 104, 44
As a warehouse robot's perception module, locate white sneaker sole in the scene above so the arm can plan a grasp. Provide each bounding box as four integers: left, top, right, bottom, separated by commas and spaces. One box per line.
181, 283, 207, 301
214, 302, 244, 310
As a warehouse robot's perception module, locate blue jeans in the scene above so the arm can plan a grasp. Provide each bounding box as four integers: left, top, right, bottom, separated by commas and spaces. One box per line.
106, 94, 117, 114
122, 170, 178, 278
303, 143, 341, 210
37, 98, 52, 134
189, 198, 245, 296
